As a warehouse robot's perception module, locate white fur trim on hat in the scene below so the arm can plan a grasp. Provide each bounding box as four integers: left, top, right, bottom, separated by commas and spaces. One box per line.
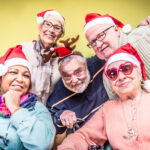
122, 24, 132, 34
143, 80, 150, 92
105, 53, 141, 72
84, 17, 115, 34
0, 64, 8, 76
36, 17, 44, 24
4, 58, 32, 74
42, 10, 65, 33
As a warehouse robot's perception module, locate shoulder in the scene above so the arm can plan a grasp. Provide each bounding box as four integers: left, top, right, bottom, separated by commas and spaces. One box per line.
35, 101, 50, 113
102, 99, 120, 110
87, 55, 105, 76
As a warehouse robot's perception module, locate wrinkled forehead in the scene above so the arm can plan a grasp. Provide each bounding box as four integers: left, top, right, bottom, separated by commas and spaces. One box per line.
44, 15, 62, 26
61, 59, 86, 72
85, 23, 114, 40
108, 60, 127, 69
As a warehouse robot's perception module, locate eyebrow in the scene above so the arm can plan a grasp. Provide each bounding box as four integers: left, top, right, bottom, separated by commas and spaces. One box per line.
61, 67, 82, 75
9, 68, 30, 74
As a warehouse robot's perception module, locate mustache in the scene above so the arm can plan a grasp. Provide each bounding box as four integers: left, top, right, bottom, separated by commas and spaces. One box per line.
70, 80, 83, 86
98, 44, 109, 52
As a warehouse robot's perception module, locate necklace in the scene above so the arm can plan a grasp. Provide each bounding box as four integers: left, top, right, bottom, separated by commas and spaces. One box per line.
120, 91, 143, 139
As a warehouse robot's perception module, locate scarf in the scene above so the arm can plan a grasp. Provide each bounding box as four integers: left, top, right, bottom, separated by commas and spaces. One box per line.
0, 93, 37, 118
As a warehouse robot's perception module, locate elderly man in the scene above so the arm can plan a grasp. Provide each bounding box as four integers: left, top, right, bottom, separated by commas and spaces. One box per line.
47, 49, 108, 134
84, 13, 150, 99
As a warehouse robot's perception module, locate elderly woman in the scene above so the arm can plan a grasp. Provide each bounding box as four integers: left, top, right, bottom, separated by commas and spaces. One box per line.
58, 43, 150, 150
20, 9, 65, 105
0, 45, 55, 150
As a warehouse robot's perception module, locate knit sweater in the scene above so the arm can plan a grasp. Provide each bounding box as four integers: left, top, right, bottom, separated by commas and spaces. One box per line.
103, 25, 150, 99
58, 92, 150, 150
21, 40, 60, 105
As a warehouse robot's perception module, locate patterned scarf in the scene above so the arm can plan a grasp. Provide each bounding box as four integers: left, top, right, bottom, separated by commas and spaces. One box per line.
0, 93, 37, 118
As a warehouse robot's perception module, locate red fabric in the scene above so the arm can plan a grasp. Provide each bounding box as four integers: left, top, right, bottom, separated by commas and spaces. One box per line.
85, 13, 124, 28
54, 47, 72, 58
0, 45, 28, 64
37, 10, 53, 17
106, 43, 147, 80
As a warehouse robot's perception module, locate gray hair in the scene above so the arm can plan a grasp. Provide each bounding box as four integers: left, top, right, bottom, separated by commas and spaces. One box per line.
59, 55, 87, 72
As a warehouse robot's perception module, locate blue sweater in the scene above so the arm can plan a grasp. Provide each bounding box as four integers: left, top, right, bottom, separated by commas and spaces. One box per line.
0, 101, 55, 150
47, 56, 108, 134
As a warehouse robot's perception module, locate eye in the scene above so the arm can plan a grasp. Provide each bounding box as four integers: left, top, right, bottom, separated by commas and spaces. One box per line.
9, 71, 17, 75
74, 68, 82, 76
23, 74, 30, 78
97, 32, 105, 40
54, 26, 61, 31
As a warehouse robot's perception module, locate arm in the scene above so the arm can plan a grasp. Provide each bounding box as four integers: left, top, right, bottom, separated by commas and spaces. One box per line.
58, 106, 107, 150
47, 79, 77, 134
10, 101, 55, 150
139, 16, 150, 26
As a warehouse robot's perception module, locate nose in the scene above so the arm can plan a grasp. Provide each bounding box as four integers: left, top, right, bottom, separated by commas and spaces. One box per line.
16, 73, 23, 82
117, 71, 126, 81
95, 40, 103, 48
71, 75, 78, 83
48, 26, 55, 32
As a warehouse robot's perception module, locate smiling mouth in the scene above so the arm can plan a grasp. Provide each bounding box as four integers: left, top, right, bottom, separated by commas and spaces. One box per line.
99, 45, 109, 52
12, 85, 23, 90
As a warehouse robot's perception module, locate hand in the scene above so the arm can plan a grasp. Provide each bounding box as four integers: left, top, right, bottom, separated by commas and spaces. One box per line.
2, 90, 22, 113
60, 110, 77, 129
139, 16, 150, 26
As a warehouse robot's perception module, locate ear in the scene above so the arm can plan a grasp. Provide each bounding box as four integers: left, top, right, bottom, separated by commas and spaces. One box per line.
114, 25, 119, 31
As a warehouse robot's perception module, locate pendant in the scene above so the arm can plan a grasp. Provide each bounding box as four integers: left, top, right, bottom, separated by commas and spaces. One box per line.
123, 128, 136, 139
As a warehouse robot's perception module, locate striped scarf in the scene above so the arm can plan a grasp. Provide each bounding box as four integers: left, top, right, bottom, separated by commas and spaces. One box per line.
0, 93, 37, 118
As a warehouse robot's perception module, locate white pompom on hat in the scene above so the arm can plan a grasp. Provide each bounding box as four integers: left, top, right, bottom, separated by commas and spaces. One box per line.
104, 43, 150, 92
84, 13, 132, 35
36, 10, 65, 33
0, 45, 32, 76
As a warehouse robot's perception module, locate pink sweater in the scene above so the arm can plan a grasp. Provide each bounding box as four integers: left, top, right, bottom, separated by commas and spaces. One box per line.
58, 93, 150, 150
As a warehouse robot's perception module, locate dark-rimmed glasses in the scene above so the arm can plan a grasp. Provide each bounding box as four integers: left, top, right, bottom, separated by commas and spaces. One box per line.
105, 61, 134, 81
87, 25, 114, 48
43, 21, 62, 33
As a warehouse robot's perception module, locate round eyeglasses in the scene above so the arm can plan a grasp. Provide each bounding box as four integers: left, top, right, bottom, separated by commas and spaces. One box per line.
87, 26, 114, 48
43, 21, 62, 33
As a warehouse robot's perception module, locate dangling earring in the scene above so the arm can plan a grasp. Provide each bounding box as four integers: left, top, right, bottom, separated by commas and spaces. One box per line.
111, 90, 116, 96
141, 79, 144, 86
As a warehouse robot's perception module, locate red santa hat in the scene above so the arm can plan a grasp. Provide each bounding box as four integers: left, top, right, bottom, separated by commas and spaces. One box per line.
0, 45, 32, 76
50, 46, 83, 63
36, 10, 65, 32
104, 43, 150, 92
84, 13, 131, 35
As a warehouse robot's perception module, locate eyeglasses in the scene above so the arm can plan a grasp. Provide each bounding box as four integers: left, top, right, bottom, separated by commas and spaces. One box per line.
43, 21, 62, 33
87, 25, 114, 48
105, 61, 134, 81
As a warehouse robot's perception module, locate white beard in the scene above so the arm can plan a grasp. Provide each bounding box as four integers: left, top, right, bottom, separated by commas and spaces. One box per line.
62, 69, 91, 93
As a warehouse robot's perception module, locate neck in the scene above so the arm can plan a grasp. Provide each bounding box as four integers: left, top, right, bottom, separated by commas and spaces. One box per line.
119, 88, 143, 101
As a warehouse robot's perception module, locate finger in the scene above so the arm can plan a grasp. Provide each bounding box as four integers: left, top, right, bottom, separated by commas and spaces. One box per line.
2, 95, 5, 103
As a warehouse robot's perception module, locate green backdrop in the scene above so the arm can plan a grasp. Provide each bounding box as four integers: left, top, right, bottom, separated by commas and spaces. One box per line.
0, 0, 149, 57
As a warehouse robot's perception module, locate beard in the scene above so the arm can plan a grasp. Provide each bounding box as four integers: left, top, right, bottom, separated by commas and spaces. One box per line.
62, 69, 91, 93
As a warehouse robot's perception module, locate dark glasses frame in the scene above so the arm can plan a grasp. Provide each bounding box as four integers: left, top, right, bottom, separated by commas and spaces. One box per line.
105, 61, 134, 81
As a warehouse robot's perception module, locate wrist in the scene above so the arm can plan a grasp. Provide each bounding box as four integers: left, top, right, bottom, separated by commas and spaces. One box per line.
11, 107, 21, 116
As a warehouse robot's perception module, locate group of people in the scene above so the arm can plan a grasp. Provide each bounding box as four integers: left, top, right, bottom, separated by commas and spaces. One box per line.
0, 8, 150, 150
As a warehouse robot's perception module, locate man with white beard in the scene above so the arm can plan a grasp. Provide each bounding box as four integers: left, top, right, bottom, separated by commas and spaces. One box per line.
47, 49, 108, 134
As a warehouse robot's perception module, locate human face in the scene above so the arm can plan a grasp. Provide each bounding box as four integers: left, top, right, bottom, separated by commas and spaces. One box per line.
108, 61, 142, 99
86, 24, 120, 60
105, 61, 134, 81
1, 65, 31, 96
60, 58, 90, 93
38, 16, 62, 48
